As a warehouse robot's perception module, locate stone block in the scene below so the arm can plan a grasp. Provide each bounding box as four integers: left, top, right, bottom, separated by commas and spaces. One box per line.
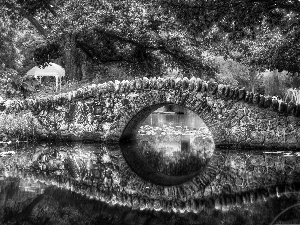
224, 86, 230, 97
175, 77, 182, 89
233, 88, 239, 100
258, 95, 265, 108
287, 102, 296, 115
228, 88, 235, 99
142, 77, 149, 89
129, 79, 136, 91
201, 81, 208, 93
170, 78, 176, 88
271, 97, 279, 111
208, 81, 218, 95
114, 80, 120, 92
238, 88, 246, 100
163, 77, 171, 89
195, 78, 202, 92
253, 93, 260, 105
94, 106, 103, 115
150, 77, 157, 89
189, 77, 196, 91
182, 77, 189, 90
217, 84, 225, 97
157, 77, 164, 89
294, 104, 300, 117
278, 101, 287, 113
135, 78, 143, 89
119, 80, 126, 93
264, 96, 272, 108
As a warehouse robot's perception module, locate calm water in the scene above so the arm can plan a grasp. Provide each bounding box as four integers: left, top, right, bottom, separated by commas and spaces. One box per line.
137, 106, 213, 177
0, 106, 300, 224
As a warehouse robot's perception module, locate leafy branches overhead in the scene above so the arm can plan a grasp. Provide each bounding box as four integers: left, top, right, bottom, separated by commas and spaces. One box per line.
157, 0, 300, 73
33, 42, 62, 66
2, 0, 300, 79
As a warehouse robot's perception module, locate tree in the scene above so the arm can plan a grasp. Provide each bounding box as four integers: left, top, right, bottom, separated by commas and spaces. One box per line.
0, 17, 21, 70
2, 0, 300, 83
1, 0, 218, 81
207, 54, 264, 92
159, 0, 300, 73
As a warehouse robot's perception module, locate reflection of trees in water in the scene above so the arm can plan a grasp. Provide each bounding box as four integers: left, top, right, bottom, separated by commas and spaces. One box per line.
142, 149, 206, 176
137, 125, 215, 161
138, 133, 213, 176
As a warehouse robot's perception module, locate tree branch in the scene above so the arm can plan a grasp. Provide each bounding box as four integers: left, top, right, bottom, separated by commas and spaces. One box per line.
24, 13, 48, 37
76, 40, 137, 64
3, 2, 48, 37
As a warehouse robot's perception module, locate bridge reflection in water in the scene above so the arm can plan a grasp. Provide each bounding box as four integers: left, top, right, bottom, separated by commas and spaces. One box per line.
0, 143, 300, 224
0, 106, 300, 224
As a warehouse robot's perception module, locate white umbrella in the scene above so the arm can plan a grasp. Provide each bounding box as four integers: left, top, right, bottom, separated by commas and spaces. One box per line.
26, 63, 65, 92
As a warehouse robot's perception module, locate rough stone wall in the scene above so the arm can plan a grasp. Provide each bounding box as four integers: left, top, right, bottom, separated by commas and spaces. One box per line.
2, 77, 300, 148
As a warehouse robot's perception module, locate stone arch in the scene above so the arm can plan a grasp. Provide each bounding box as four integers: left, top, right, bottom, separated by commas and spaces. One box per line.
117, 93, 216, 186
120, 102, 214, 142
117, 89, 217, 144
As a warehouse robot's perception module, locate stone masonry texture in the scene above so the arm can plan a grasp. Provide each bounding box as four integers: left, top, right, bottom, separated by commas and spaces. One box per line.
2, 77, 300, 149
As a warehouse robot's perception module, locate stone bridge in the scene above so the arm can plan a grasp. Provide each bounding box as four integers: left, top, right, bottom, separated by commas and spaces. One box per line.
3, 77, 300, 149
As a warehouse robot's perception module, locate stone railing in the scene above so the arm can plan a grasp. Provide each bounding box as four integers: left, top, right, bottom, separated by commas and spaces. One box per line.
1, 76, 300, 117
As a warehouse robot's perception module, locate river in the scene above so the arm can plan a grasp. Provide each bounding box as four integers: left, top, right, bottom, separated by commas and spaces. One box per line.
0, 106, 299, 225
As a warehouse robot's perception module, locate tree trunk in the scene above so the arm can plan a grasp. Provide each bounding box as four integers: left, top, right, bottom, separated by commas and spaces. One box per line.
249, 68, 256, 93
64, 33, 82, 81
273, 69, 281, 96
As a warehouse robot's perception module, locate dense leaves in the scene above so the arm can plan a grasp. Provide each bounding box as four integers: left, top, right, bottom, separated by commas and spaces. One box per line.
1, 0, 300, 83
0, 69, 40, 99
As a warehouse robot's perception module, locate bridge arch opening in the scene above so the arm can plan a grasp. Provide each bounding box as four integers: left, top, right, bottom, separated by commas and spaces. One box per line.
119, 103, 215, 186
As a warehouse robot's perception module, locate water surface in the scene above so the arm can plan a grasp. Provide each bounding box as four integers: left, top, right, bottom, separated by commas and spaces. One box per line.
0, 142, 300, 224
0, 105, 299, 224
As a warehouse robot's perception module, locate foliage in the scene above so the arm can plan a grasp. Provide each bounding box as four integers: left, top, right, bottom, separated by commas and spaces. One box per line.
2, 0, 300, 83
0, 69, 40, 99
33, 41, 62, 67
0, 17, 22, 70
284, 88, 300, 104
262, 70, 289, 97
1, 0, 217, 79
161, 0, 300, 72
207, 55, 264, 92
0, 111, 40, 141
0, 68, 19, 98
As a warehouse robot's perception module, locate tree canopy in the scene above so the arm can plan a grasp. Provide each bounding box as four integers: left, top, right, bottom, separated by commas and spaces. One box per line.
1, 0, 300, 81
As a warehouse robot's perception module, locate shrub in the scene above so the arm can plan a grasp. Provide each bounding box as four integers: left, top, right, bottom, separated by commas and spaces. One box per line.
284, 88, 300, 104
0, 111, 40, 141
0, 69, 40, 99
